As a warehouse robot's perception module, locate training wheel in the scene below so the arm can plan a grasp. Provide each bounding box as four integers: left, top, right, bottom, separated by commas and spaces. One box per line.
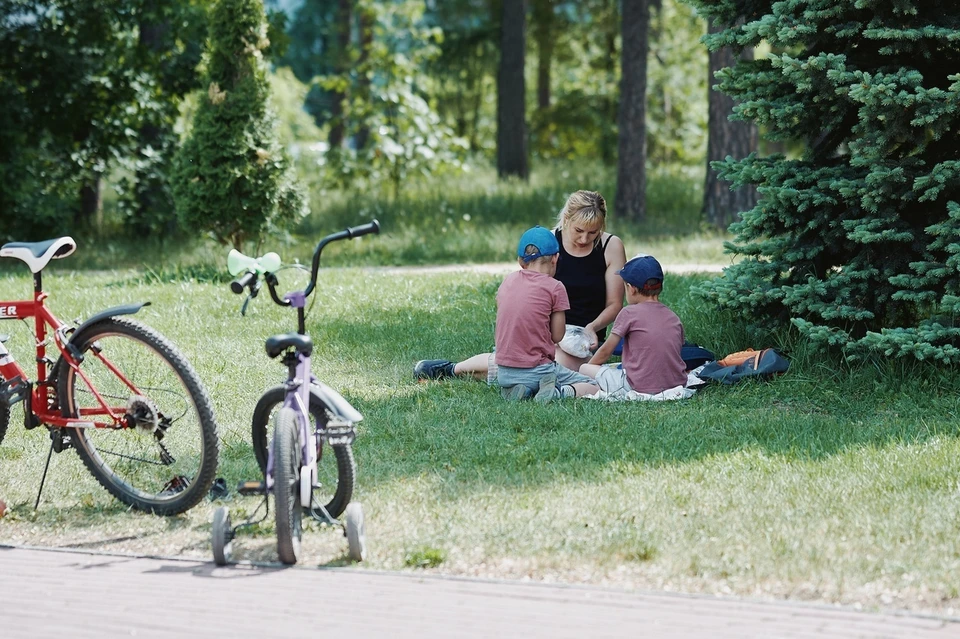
344, 502, 366, 562
212, 506, 233, 566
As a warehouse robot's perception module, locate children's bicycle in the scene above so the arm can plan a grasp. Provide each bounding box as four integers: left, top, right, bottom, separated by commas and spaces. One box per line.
211, 220, 380, 565
0, 237, 220, 515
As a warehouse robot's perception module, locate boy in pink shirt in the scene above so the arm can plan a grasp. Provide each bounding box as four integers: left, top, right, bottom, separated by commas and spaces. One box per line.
495, 226, 599, 402
579, 254, 687, 395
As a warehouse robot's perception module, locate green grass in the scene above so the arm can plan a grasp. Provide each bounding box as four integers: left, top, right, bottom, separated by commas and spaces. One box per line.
11, 161, 731, 276
1, 266, 959, 614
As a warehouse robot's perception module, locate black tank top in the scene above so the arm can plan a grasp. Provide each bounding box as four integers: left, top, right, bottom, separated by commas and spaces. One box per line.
554, 229, 611, 336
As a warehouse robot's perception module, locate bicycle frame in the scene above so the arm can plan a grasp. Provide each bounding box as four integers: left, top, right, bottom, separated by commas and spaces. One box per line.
0, 280, 144, 431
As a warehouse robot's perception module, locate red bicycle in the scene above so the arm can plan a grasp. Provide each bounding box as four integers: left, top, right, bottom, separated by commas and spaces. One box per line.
0, 237, 219, 515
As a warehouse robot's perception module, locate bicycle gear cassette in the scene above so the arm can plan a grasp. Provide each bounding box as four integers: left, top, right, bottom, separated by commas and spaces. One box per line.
126, 394, 160, 432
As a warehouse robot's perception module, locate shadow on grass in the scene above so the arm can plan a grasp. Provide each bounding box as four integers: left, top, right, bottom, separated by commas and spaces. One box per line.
302, 281, 960, 495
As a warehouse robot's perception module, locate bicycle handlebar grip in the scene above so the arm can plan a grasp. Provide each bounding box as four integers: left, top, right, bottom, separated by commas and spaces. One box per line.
347, 219, 381, 238
230, 271, 256, 295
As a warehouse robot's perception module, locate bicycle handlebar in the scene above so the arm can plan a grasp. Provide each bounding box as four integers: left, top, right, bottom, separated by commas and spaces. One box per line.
230, 271, 256, 295
303, 220, 380, 298
227, 219, 381, 306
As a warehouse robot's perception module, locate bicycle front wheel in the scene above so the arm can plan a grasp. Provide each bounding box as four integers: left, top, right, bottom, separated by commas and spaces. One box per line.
57, 317, 219, 515
273, 407, 302, 565
252, 386, 355, 518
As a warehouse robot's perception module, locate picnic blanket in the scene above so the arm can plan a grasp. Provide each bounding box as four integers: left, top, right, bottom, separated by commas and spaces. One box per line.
584, 367, 706, 402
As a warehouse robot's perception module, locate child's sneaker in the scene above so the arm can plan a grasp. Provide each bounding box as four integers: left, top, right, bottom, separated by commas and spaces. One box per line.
501, 385, 531, 401
534, 373, 559, 403
414, 359, 455, 380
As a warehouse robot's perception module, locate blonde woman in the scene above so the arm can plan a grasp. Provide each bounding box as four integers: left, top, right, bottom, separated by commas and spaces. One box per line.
415, 190, 627, 382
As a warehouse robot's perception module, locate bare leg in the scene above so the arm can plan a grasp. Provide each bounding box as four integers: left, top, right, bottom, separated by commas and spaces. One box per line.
578, 364, 602, 379
555, 348, 589, 371
571, 382, 599, 397
453, 353, 492, 380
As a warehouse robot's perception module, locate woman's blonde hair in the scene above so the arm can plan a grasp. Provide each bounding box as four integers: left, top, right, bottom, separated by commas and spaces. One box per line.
556, 190, 607, 238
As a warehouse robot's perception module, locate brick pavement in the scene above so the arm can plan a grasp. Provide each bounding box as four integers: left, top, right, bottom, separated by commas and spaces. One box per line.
2, 545, 959, 639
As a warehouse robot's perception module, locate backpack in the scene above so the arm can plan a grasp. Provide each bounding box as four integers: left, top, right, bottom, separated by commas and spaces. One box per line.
696, 348, 790, 384
680, 342, 716, 371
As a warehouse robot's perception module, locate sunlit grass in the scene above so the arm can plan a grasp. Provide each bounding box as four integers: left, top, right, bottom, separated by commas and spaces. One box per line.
8, 161, 732, 275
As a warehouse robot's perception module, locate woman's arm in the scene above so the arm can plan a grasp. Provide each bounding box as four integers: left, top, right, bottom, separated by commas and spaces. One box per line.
583, 234, 627, 347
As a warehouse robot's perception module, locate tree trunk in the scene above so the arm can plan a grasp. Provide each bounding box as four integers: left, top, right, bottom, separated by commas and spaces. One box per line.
329, 0, 352, 149
78, 174, 103, 229
703, 20, 758, 230
136, 3, 173, 232
614, 0, 649, 222
497, 0, 528, 180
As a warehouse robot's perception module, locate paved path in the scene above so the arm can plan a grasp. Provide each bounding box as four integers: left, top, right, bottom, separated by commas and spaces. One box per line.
2, 545, 959, 639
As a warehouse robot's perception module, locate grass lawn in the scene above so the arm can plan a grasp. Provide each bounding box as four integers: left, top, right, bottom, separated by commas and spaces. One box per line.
1, 262, 959, 616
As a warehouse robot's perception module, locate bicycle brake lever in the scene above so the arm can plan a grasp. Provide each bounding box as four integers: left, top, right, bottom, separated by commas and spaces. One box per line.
240, 295, 252, 316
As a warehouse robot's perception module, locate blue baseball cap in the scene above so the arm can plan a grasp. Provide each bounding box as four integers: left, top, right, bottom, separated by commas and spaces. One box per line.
618, 254, 664, 290
517, 226, 560, 261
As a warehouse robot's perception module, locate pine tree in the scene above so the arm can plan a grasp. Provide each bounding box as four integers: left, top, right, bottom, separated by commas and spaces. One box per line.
172, 0, 306, 250
685, 0, 960, 362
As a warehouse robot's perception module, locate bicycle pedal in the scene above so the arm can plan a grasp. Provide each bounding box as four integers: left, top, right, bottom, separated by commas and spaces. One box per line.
237, 480, 266, 496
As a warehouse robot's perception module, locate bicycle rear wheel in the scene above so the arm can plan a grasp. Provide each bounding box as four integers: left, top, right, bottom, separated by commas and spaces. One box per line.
273, 407, 302, 565
56, 317, 219, 515
252, 386, 355, 518
0, 400, 8, 446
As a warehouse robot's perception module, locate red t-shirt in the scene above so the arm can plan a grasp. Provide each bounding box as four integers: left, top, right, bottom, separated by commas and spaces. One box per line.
494, 269, 570, 368
612, 301, 687, 394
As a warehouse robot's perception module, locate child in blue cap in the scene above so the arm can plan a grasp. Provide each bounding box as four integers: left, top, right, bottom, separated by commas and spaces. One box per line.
579, 254, 687, 395
494, 226, 599, 402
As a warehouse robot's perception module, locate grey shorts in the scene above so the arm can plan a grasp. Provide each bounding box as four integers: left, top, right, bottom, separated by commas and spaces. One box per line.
595, 366, 632, 394
496, 361, 597, 393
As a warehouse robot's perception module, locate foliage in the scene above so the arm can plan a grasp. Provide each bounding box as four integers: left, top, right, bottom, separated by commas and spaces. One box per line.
646, 0, 707, 165
0, 0, 210, 242
268, 67, 325, 146
686, 0, 960, 363
317, 0, 469, 198
273, 0, 336, 127
116, 0, 210, 237
172, 0, 307, 250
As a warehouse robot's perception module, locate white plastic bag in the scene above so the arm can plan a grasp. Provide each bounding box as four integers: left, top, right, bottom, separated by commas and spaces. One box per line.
558, 325, 593, 358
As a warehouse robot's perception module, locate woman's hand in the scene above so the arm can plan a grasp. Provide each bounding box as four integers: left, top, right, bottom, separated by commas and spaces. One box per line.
581, 325, 599, 351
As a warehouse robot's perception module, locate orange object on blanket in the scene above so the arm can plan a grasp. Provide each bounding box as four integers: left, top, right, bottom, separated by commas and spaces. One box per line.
717, 348, 761, 368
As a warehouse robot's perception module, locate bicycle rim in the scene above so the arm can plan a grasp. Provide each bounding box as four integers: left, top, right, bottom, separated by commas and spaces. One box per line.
273, 407, 302, 564
58, 317, 219, 515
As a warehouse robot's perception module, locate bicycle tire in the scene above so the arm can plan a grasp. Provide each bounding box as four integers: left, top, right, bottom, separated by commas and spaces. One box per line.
344, 502, 366, 562
251, 386, 355, 518
212, 506, 232, 566
0, 400, 8, 446
273, 407, 302, 565
56, 317, 219, 516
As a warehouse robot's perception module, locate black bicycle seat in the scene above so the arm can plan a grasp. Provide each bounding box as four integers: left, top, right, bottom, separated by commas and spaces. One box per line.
265, 333, 313, 359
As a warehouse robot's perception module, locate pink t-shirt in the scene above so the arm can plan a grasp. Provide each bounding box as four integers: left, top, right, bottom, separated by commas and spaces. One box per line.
494, 269, 570, 368
612, 301, 687, 394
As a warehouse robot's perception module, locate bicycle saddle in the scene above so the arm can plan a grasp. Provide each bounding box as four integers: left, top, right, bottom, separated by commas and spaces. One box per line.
265, 333, 313, 359
0, 237, 76, 273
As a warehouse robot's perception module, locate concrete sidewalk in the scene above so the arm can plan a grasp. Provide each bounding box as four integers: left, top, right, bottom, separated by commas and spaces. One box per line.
2, 545, 958, 638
